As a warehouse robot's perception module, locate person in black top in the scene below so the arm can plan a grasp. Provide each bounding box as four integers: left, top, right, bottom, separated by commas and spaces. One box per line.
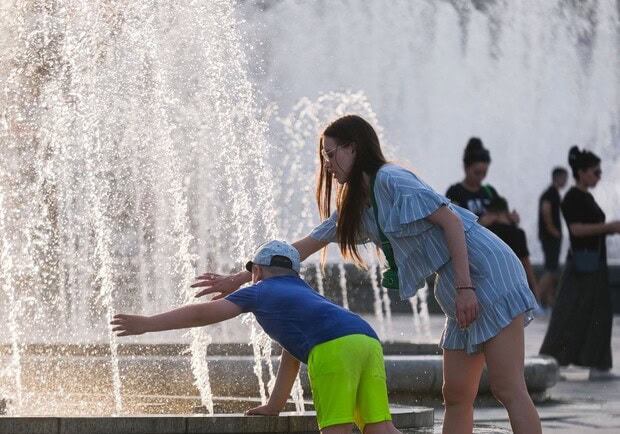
486, 196, 538, 297
539, 147, 620, 381
537, 167, 568, 309
446, 137, 518, 226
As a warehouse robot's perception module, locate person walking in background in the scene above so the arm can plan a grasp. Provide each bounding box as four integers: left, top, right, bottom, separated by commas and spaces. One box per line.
194, 115, 542, 434
537, 167, 568, 310
445, 137, 519, 227
539, 147, 620, 381
486, 196, 538, 299
112, 240, 402, 434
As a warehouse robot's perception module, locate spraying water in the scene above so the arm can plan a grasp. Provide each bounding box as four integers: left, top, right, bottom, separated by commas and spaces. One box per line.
2, 0, 618, 417
0, 0, 278, 415
240, 0, 620, 263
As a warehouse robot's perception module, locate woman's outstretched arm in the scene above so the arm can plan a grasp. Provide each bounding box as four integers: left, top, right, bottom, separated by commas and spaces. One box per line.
292, 235, 329, 261
569, 220, 620, 237
193, 270, 252, 299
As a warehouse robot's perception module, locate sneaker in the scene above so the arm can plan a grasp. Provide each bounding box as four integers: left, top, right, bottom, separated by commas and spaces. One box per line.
588, 368, 618, 381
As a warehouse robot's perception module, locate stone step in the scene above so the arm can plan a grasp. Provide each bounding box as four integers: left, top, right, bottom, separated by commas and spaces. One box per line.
0, 413, 516, 434
0, 405, 432, 434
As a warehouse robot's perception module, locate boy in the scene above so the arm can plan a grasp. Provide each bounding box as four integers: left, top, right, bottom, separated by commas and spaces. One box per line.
111, 240, 401, 434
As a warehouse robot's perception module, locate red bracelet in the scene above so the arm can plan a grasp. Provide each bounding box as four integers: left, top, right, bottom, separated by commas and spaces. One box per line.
456, 285, 476, 291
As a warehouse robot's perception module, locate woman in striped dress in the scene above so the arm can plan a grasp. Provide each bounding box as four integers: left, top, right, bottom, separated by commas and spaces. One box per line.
194, 115, 541, 434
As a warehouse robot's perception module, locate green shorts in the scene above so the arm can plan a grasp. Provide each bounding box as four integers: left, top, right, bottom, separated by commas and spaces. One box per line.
307, 334, 392, 431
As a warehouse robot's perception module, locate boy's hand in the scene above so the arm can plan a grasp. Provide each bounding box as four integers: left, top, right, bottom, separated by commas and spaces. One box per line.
110, 314, 149, 337
245, 404, 280, 416
191, 272, 246, 299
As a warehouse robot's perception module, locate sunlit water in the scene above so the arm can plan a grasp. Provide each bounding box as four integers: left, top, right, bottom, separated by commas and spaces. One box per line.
1, 0, 618, 416
239, 0, 620, 263
0, 0, 282, 415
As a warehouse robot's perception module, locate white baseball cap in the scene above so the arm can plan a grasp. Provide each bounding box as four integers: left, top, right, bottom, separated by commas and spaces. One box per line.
245, 240, 301, 273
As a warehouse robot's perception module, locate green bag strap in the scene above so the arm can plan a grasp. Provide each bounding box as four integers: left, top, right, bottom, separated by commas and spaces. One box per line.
481, 184, 494, 199
370, 173, 398, 271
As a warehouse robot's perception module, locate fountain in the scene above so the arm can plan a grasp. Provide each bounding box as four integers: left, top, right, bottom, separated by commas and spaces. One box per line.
0, 0, 433, 430
2, 0, 617, 432
239, 0, 620, 264
0, 0, 278, 416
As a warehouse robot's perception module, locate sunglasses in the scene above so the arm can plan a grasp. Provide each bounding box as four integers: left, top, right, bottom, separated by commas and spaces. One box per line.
321, 142, 355, 161
321, 143, 349, 161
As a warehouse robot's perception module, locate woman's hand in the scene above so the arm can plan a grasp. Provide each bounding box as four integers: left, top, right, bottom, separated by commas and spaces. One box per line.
245, 404, 281, 416
426, 206, 479, 329
110, 314, 150, 337
191, 271, 250, 299
455, 289, 479, 330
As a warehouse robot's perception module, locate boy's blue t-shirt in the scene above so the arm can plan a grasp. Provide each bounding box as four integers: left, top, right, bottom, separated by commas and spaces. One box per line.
225, 275, 379, 363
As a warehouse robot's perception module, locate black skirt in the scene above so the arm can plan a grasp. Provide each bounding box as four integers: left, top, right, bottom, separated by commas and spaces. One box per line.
539, 257, 613, 370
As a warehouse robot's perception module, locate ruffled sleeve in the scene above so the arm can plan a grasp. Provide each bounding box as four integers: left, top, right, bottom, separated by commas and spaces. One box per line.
310, 211, 338, 243
374, 166, 450, 237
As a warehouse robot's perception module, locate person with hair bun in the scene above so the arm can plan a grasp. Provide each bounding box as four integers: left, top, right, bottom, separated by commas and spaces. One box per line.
446, 137, 519, 226
540, 146, 620, 380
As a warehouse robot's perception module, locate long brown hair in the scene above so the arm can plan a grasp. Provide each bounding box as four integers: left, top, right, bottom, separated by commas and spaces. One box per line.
316, 115, 387, 267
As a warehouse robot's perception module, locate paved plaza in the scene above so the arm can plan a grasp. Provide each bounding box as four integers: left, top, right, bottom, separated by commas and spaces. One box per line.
411, 313, 620, 433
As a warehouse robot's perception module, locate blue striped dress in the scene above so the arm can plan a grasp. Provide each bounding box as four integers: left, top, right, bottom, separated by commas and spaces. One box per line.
310, 163, 537, 354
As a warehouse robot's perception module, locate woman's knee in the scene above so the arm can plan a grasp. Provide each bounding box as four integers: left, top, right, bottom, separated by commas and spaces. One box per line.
442, 350, 485, 406
489, 377, 528, 405
442, 378, 478, 406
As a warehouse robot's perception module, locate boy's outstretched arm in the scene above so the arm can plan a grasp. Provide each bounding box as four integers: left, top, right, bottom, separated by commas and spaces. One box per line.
246, 350, 301, 416
111, 299, 243, 336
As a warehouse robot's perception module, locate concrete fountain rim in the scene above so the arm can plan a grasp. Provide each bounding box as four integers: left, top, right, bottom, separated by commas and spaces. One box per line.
0, 404, 433, 434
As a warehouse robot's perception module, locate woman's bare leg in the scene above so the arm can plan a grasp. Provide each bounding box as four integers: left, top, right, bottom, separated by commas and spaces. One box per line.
441, 349, 485, 434
483, 314, 542, 434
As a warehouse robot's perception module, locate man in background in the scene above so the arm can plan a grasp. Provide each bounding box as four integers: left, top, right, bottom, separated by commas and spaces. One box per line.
537, 167, 568, 311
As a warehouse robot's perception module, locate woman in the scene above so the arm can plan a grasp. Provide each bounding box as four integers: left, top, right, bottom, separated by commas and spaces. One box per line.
194, 115, 541, 434
446, 137, 518, 226
539, 146, 620, 380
